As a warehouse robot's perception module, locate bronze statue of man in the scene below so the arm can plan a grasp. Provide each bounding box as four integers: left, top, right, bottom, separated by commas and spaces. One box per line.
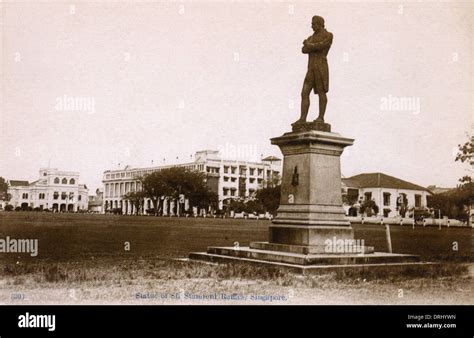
296, 15, 333, 124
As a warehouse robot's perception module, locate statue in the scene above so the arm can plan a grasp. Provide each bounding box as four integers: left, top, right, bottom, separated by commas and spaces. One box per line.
294, 15, 333, 127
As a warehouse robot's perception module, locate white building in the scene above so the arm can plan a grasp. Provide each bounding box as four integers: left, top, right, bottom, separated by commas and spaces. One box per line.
342, 172, 432, 218
7, 168, 89, 212
102, 150, 281, 215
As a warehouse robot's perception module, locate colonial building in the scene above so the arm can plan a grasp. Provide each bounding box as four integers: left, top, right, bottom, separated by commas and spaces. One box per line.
342, 172, 432, 218
7, 168, 89, 212
102, 150, 281, 215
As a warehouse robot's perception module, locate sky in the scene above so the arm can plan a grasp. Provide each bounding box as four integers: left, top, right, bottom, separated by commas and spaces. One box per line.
0, 0, 472, 193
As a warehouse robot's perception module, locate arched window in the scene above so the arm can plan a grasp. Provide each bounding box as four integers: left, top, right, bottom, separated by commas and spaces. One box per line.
69, 178, 75, 185
54, 177, 60, 184
62, 178, 67, 184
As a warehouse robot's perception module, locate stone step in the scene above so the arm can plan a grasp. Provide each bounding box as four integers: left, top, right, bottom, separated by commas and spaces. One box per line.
250, 241, 375, 255
205, 246, 419, 266
189, 251, 434, 275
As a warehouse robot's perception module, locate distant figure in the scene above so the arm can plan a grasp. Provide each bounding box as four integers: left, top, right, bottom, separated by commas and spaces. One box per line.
297, 15, 333, 123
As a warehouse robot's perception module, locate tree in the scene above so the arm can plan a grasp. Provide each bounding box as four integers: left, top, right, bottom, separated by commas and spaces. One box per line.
255, 185, 281, 216
455, 135, 474, 164
397, 193, 409, 217
123, 191, 146, 216
243, 199, 265, 214
141, 167, 217, 216
188, 185, 218, 213
427, 189, 471, 222
0, 177, 10, 202
141, 172, 171, 215
225, 198, 247, 214
455, 135, 473, 225
359, 199, 379, 217
427, 135, 473, 223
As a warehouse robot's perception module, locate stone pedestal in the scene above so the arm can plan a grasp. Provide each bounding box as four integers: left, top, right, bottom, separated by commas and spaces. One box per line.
268, 128, 354, 248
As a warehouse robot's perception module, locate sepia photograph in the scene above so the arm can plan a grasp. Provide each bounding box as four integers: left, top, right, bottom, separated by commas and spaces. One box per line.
0, 0, 472, 334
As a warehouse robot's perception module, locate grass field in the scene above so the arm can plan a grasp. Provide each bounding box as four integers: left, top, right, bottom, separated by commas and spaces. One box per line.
0, 212, 472, 305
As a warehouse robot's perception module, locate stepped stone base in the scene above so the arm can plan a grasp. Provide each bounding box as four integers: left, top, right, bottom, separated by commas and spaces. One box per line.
189, 246, 425, 275
190, 246, 419, 267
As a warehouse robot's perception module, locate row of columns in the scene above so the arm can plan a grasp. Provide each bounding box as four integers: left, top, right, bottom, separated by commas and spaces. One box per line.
104, 181, 141, 199
104, 197, 189, 215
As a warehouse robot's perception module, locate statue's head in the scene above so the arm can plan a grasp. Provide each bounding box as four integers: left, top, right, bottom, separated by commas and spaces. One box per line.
311, 15, 325, 33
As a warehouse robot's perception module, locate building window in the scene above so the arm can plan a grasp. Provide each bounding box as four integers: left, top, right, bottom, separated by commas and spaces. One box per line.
249, 178, 255, 183
383, 192, 391, 206
61, 192, 67, 200
62, 178, 67, 184
78, 195, 82, 201
22, 193, 28, 199
223, 188, 229, 196
54, 177, 60, 184
230, 189, 236, 196
415, 194, 422, 208
231, 166, 236, 174
257, 178, 263, 184
258, 169, 263, 176
223, 166, 229, 174
53, 192, 59, 200
69, 178, 75, 185
231, 177, 236, 182
249, 168, 255, 176
223, 176, 229, 182
364, 192, 372, 201
39, 193, 45, 200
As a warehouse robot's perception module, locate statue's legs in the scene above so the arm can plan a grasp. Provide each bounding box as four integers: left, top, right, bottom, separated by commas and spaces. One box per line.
299, 82, 312, 122
315, 91, 327, 122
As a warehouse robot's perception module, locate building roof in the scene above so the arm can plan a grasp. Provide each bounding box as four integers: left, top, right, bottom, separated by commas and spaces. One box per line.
344, 173, 430, 192
262, 156, 281, 161
341, 178, 361, 189
8, 180, 29, 187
